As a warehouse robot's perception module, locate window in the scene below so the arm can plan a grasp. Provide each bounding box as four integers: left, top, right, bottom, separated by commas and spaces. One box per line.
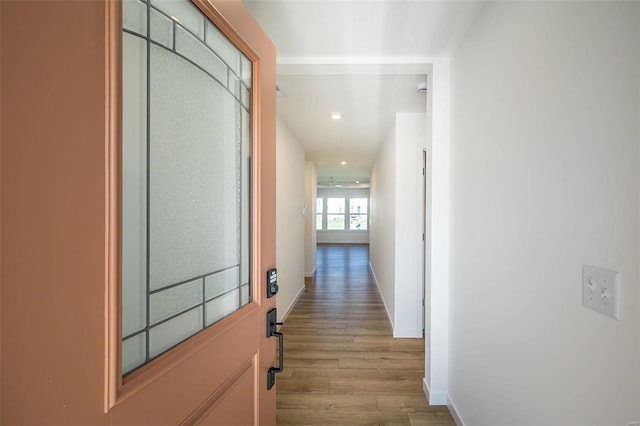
316, 196, 368, 231
327, 198, 346, 230
349, 198, 368, 230
315, 198, 323, 230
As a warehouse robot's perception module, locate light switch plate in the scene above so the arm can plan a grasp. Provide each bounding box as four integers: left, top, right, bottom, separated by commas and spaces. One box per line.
582, 264, 619, 319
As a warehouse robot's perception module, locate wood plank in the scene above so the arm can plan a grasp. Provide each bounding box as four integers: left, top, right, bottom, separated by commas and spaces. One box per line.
339, 358, 425, 370
292, 367, 424, 381
365, 351, 424, 360
285, 350, 366, 360
317, 327, 391, 336
276, 378, 330, 394
376, 395, 453, 413
284, 334, 354, 343
285, 358, 340, 369
408, 412, 458, 426
277, 393, 377, 411
329, 379, 425, 396
277, 409, 411, 426
285, 341, 391, 352
279, 367, 294, 378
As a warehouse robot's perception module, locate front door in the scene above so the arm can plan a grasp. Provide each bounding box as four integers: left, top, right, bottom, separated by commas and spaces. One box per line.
1, 0, 277, 424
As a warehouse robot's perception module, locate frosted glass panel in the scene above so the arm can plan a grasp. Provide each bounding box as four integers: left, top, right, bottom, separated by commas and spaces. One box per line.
122, 32, 148, 337
122, 333, 146, 374
150, 8, 173, 49
175, 25, 227, 86
205, 21, 240, 75
150, 0, 204, 40
240, 85, 250, 110
241, 55, 251, 88
122, 0, 252, 375
149, 44, 239, 290
150, 279, 203, 324
240, 109, 250, 287
205, 267, 239, 300
149, 307, 203, 358
240, 284, 249, 306
123, 0, 147, 35
205, 290, 239, 326
229, 72, 241, 99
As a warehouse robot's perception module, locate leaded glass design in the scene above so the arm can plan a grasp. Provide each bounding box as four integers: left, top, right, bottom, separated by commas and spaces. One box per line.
121, 0, 252, 375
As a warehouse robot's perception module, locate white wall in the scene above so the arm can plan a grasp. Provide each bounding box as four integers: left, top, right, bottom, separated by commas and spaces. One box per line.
448, 2, 640, 425
317, 231, 369, 244
394, 113, 426, 338
304, 161, 317, 277
370, 127, 396, 327
371, 114, 427, 336
276, 116, 306, 321
424, 60, 451, 406
317, 187, 370, 244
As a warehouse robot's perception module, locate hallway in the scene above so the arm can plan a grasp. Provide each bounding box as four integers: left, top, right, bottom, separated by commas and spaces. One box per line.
276, 244, 455, 425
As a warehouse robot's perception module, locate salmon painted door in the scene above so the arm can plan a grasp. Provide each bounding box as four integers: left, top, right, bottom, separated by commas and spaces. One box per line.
1, 0, 277, 424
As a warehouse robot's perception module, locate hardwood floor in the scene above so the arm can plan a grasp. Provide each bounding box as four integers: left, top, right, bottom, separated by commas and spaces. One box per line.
276, 244, 455, 426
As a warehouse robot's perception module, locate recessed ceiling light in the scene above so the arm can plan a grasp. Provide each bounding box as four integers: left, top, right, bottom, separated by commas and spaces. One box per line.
331, 113, 342, 120
356, 181, 360, 184
340, 161, 347, 165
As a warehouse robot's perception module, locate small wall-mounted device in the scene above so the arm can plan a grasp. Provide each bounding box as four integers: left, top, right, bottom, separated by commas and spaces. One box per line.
301, 206, 307, 216
266, 268, 278, 298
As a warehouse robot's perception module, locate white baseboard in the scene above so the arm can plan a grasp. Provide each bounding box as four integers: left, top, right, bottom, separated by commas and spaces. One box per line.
304, 266, 316, 278
447, 395, 465, 426
422, 378, 447, 405
369, 263, 394, 328
393, 328, 422, 338
422, 378, 430, 402
279, 284, 306, 323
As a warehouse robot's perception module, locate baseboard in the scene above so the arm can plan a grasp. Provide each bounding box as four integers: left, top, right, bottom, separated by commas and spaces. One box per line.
304, 266, 316, 278
447, 395, 465, 426
393, 328, 422, 338
422, 378, 447, 405
279, 284, 306, 323
369, 262, 394, 329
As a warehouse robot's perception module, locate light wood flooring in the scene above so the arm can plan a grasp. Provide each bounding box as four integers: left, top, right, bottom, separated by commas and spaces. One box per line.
276, 243, 455, 426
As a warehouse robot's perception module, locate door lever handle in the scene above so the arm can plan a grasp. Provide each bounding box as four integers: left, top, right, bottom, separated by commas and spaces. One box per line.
266, 308, 284, 390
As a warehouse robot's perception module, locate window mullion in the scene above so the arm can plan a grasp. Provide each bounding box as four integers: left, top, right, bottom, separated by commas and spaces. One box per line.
323, 197, 327, 230
345, 197, 350, 231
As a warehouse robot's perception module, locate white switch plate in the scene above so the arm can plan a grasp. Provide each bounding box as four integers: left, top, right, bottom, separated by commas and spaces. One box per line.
582, 264, 620, 319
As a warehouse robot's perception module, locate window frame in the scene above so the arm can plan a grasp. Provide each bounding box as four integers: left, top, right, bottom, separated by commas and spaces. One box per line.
315, 196, 369, 232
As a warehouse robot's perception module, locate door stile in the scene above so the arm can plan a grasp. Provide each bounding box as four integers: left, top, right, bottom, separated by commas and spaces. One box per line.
105, 0, 122, 412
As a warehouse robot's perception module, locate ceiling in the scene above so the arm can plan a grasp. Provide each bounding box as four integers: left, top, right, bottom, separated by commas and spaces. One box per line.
243, 0, 484, 184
